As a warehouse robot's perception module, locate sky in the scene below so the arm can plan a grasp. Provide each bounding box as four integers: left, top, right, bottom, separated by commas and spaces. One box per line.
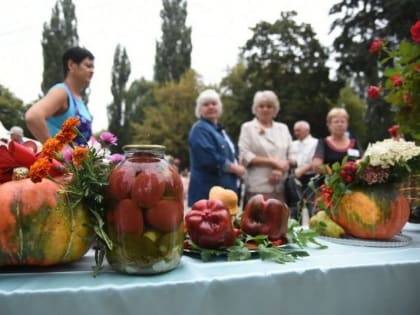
0, 0, 339, 132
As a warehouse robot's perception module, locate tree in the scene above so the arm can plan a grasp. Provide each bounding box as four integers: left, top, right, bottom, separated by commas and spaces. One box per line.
132, 70, 200, 169
222, 11, 344, 139
329, 0, 420, 142
336, 86, 367, 147
126, 78, 159, 124
107, 44, 131, 152
219, 63, 250, 143
0, 84, 29, 134
154, 0, 192, 84
41, 0, 79, 95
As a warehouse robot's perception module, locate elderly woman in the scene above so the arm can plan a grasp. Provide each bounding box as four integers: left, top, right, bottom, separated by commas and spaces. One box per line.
312, 107, 362, 173
187, 89, 246, 207
238, 90, 296, 203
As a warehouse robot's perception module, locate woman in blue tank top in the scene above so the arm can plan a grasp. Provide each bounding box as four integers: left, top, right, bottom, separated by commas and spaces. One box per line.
25, 47, 94, 145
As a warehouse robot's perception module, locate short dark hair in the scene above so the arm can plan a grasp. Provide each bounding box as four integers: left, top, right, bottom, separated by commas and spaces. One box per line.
62, 47, 94, 77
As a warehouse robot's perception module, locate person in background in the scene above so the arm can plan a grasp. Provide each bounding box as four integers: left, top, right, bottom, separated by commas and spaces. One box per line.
312, 107, 362, 173
238, 90, 296, 204
25, 47, 95, 144
8, 126, 24, 144
187, 89, 246, 207
291, 120, 318, 190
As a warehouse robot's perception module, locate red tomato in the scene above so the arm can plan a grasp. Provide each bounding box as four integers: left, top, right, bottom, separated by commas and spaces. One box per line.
145, 199, 183, 233
108, 166, 135, 200
108, 198, 144, 235
163, 166, 184, 201
131, 170, 166, 208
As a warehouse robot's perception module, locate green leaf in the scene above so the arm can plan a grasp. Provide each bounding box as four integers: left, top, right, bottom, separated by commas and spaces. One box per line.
258, 245, 309, 264
227, 246, 252, 261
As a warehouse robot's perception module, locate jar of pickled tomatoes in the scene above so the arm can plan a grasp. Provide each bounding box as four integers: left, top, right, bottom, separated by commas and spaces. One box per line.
106, 145, 184, 274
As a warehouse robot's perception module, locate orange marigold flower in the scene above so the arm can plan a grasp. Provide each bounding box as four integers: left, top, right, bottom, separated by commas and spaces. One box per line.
29, 157, 51, 183
61, 117, 80, 133
72, 147, 89, 166
42, 138, 64, 158
55, 129, 77, 145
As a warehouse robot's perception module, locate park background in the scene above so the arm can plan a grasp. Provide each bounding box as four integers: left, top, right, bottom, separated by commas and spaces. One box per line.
1, 0, 419, 170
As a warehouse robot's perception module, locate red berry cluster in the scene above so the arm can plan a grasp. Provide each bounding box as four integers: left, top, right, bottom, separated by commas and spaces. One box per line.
339, 161, 358, 183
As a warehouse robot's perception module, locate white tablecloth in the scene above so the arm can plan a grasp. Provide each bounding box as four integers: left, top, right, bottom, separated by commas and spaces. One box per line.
1, 223, 419, 315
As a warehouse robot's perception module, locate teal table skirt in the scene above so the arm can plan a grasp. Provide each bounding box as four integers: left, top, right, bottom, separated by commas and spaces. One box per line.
1, 223, 420, 315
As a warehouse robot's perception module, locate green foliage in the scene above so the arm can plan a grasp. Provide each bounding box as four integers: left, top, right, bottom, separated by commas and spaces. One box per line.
107, 44, 131, 152
41, 0, 79, 95
126, 78, 159, 126
219, 63, 250, 142
329, 0, 420, 142
131, 70, 200, 169
380, 39, 420, 140
154, 0, 192, 84
336, 86, 367, 147
233, 11, 344, 138
0, 84, 28, 133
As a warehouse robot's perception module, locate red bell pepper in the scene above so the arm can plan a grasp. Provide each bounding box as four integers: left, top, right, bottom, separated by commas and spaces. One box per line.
240, 194, 290, 241
185, 199, 236, 249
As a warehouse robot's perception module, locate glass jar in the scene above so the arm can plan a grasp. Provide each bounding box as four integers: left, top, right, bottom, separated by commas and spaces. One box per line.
106, 145, 184, 274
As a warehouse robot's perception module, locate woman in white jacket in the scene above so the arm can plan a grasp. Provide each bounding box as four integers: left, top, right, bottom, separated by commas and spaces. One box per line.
238, 90, 296, 203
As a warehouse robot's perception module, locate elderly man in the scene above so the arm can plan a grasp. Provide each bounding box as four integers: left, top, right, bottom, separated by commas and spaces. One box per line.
291, 120, 318, 190
9, 126, 24, 144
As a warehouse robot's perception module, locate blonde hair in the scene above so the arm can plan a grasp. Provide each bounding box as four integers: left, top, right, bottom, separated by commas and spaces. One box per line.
326, 107, 349, 124
195, 89, 223, 118
252, 90, 280, 116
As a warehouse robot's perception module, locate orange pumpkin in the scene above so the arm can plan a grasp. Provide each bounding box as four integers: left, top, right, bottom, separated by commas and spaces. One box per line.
333, 185, 410, 240
0, 178, 93, 266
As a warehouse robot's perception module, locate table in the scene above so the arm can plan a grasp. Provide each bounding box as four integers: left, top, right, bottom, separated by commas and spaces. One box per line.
1, 223, 419, 315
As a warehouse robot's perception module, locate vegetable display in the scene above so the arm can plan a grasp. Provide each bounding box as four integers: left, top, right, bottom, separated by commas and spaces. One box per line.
185, 199, 236, 248
240, 194, 290, 241
184, 191, 324, 263
333, 185, 410, 239
105, 145, 184, 274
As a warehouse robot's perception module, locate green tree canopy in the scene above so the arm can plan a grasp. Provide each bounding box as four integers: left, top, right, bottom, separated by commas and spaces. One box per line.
154, 0, 192, 84
222, 11, 344, 140
126, 78, 159, 125
41, 0, 79, 95
336, 86, 367, 148
132, 70, 200, 169
107, 44, 131, 152
0, 84, 28, 134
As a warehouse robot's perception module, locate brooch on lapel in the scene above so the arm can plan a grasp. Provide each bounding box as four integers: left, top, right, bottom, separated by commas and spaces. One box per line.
259, 127, 265, 135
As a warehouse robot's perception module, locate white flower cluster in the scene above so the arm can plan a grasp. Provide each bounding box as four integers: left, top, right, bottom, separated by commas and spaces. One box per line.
364, 139, 420, 168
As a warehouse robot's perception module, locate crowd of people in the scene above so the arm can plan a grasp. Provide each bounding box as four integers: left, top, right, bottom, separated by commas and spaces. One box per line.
187, 89, 363, 216
13, 46, 362, 218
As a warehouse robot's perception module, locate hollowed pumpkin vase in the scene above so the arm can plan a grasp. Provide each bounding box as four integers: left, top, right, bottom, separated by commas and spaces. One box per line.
0, 178, 93, 266
333, 184, 410, 240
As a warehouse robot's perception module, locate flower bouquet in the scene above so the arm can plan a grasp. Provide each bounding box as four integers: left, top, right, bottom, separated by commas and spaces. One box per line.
314, 137, 420, 240
29, 118, 123, 274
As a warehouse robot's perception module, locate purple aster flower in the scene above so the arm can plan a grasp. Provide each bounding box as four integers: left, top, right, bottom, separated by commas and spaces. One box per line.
99, 132, 118, 146
109, 153, 124, 164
